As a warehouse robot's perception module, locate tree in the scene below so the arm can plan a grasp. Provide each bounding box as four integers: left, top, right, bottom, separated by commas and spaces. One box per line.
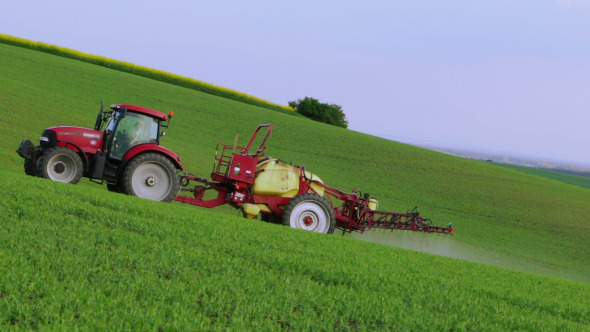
288, 97, 348, 128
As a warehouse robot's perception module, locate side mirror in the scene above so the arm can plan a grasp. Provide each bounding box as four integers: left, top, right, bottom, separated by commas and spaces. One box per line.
94, 100, 104, 131
162, 111, 174, 128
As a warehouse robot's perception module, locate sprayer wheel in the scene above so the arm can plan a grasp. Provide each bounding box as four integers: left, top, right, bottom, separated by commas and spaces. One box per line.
282, 193, 336, 234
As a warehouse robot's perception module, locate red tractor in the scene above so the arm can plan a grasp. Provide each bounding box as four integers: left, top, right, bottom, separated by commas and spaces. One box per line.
17, 102, 182, 202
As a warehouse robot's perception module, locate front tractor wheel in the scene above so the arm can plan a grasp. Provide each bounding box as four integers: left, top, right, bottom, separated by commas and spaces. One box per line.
37, 147, 83, 184
282, 193, 336, 234
122, 153, 180, 202
24, 159, 37, 176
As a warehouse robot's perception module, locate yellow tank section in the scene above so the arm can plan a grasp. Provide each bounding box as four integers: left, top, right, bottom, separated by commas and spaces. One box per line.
257, 204, 272, 213
242, 203, 261, 219
305, 171, 325, 195
368, 198, 379, 210
252, 158, 324, 198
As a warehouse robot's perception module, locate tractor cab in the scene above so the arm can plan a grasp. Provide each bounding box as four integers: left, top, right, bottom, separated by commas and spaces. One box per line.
87, 103, 178, 187
97, 104, 167, 160
98, 105, 166, 160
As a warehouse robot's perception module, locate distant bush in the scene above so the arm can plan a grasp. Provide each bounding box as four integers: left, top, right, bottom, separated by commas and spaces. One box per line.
288, 97, 348, 128
0, 34, 296, 115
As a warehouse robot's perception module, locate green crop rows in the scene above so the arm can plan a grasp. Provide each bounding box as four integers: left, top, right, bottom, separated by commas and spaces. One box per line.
493, 162, 590, 190
2, 171, 589, 330
1, 38, 590, 329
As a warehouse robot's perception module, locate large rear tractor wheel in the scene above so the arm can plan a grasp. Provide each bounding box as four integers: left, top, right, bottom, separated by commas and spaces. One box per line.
282, 193, 336, 234
106, 182, 123, 193
122, 153, 180, 202
37, 147, 83, 184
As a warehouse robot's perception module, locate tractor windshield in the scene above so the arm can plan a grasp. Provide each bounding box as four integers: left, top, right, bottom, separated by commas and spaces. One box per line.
109, 111, 160, 160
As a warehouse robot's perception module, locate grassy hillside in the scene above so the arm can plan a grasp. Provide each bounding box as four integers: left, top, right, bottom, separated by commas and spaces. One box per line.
0, 34, 295, 115
2, 41, 589, 283
2, 170, 589, 330
493, 162, 590, 190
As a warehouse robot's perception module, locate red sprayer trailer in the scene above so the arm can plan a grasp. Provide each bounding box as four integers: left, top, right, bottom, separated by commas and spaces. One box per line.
17, 103, 453, 235
175, 124, 454, 235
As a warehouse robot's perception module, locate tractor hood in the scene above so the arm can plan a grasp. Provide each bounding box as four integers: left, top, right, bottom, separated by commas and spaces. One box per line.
42, 126, 104, 154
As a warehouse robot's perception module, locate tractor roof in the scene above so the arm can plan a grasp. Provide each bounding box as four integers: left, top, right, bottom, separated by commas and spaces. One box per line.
111, 104, 168, 121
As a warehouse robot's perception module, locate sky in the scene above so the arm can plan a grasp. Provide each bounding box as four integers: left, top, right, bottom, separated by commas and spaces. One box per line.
2, 0, 590, 166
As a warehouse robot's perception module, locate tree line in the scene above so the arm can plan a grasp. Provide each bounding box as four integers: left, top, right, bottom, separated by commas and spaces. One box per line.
289, 97, 348, 129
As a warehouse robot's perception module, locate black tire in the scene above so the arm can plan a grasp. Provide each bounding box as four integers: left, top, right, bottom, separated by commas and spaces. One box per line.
260, 213, 282, 224
106, 183, 123, 193
282, 193, 336, 234
122, 153, 180, 202
37, 147, 83, 184
24, 159, 37, 176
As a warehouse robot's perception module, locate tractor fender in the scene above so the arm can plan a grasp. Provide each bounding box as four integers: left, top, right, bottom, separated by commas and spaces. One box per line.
122, 144, 184, 170
57, 140, 90, 174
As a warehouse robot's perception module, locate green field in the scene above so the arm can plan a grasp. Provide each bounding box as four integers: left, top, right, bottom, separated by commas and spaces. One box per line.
1, 39, 590, 329
493, 162, 590, 190
2, 170, 589, 330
